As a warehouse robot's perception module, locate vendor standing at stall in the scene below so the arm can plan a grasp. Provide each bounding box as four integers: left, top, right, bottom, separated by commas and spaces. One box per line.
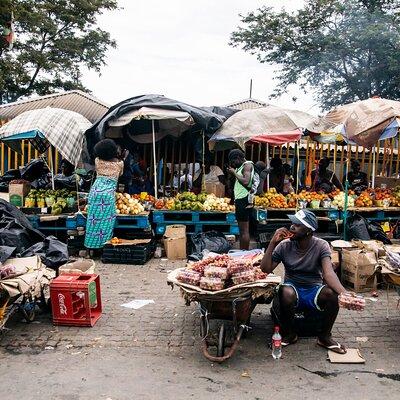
228, 149, 254, 250
346, 160, 368, 194
84, 139, 124, 255
260, 209, 347, 354
310, 157, 343, 193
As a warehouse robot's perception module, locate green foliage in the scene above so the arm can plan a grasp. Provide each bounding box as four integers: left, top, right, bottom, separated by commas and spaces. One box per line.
0, 0, 118, 104
230, 0, 400, 110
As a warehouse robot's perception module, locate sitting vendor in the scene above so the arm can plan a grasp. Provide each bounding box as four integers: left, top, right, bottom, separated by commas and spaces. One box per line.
346, 160, 368, 194
310, 157, 343, 193
261, 209, 347, 354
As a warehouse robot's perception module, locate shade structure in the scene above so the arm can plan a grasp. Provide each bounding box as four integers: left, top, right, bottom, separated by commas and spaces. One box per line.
0, 107, 91, 166
323, 97, 400, 147
208, 105, 322, 150
106, 106, 195, 143
105, 106, 195, 199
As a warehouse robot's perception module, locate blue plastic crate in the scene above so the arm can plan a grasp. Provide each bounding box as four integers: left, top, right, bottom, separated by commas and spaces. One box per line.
115, 214, 151, 230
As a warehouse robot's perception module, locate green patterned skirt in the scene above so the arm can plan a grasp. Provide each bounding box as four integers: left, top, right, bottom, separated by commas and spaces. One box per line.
84, 176, 117, 249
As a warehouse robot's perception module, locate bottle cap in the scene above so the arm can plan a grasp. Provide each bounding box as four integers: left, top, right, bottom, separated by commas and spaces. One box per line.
274, 326, 280, 332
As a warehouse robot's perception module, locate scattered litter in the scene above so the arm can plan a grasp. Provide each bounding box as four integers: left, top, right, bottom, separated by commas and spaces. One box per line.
356, 337, 369, 343
366, 297, 378, 302
65, 344, 74, 349
121, 299, 155, 310
371, 291, 379, 298
241, 371, 251, 378
71, 352, 81, 355
93, 337, 102, 341
45, 346, 54, 350
376, 369, 385, 373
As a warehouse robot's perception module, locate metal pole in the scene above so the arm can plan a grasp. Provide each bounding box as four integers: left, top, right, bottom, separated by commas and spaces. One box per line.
266, 142, 270, 190
372, 145, 376, 188
152, 120, 158, 199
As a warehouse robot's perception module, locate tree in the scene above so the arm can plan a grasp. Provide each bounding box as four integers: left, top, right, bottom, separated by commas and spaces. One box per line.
230, 0, 400, 110
0, 0, 118, 104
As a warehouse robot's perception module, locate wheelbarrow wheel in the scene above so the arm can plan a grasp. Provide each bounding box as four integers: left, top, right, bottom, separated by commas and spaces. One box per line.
217, 323, 226, 357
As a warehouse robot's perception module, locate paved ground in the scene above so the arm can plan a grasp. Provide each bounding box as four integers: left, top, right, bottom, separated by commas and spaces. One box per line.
1, 259, 400, 399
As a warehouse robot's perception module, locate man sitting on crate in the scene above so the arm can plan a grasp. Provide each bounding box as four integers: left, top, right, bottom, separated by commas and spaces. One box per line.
261, 209, 347, 354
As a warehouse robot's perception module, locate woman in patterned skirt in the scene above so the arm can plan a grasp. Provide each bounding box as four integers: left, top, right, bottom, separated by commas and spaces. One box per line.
84, 139, 124, 253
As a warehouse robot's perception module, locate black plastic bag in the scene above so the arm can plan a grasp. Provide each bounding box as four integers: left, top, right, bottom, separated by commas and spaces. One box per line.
0, 246, 16, 264
21, 236, 68, 269
367, 221, 391, 244
0, 199, 44, 241
0, 181, 9, 192
21, 158, 49, 182
0, 169, 21, 182
188, 231, 231, 261
346, 214, 371, 241
0, 220, 41, 254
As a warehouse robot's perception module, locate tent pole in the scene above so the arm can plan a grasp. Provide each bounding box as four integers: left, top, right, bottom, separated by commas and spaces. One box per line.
152, 120, 158, 199
50, 146, 55, 190
372, 145, 376, 188
343, 153, 350, 240
266, 143, 270, 190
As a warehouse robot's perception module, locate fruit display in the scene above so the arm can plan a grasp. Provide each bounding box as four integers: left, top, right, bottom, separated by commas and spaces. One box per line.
332, 191, 355, 209
129, 192, 156, 203
115, 193, 145, 215
255, 188, 288, 208
203, 194, 233, 212
286, 193, 298, 208
162, 192, 234, 212
392, 186, 400, 207
25, 189, 77, 214
355, 190, 374, 207
110, 237, 123, 245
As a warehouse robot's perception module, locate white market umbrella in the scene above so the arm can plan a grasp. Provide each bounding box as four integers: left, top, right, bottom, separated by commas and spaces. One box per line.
107, 107, 195, 198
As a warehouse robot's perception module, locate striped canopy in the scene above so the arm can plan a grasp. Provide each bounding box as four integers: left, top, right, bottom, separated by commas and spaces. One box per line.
0, 107, 91, 166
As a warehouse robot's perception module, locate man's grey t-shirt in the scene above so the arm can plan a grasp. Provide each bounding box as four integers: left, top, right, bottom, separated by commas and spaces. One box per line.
272, 236, 331, 287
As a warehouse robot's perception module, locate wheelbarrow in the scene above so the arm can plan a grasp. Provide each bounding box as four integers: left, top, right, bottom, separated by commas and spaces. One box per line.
167, 268, 280, 363
197, 290, 257, 362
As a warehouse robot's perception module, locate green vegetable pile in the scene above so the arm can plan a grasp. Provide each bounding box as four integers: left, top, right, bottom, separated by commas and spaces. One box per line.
25, 189, 77, 215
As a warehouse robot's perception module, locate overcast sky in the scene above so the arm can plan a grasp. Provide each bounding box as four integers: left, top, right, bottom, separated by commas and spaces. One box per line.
82, 0, 316, 112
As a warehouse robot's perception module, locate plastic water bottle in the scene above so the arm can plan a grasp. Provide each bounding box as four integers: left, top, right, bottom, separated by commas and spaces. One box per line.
271, 326, 282, 360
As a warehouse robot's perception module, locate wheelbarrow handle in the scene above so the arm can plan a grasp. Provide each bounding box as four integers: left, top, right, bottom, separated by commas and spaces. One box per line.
201, 325, 245, 363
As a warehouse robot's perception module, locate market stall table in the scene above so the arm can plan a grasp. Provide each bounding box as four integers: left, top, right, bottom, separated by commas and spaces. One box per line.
152, 210, 239, 235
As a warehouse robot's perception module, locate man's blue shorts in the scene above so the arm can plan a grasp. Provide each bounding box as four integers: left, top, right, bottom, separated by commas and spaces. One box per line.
281, 282, 326, 311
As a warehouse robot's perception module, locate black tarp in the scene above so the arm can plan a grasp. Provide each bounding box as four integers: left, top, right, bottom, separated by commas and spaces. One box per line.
85, 94, 237, 159
0, 199, 68, 268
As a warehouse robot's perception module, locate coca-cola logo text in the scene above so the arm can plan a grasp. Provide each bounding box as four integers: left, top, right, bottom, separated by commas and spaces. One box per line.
58, 293, 67, 315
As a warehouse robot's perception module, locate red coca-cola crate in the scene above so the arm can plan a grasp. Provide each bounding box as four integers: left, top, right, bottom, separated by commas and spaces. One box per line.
50, 274, 102, 327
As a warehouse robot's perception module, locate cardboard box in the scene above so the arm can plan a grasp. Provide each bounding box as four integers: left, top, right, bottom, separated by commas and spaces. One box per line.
341, 248, 377, 293
205, 182, 225, 198
59, 259, 96, 275
8, 182, 31, 207
163, 224, 187, 260
331, 250, 340, 271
